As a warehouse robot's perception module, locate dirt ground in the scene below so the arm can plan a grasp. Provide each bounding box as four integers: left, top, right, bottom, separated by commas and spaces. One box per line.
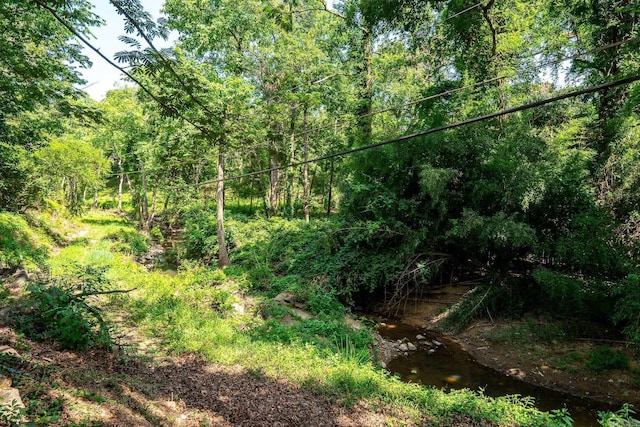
0, 324, 415, 427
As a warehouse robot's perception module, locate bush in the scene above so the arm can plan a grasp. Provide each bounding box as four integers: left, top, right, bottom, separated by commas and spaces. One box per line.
613, 274, 640, 343
0, 212, 48, 269
586, 346, 629, 372
19, 265, 113, 350
106, 229, 149, 256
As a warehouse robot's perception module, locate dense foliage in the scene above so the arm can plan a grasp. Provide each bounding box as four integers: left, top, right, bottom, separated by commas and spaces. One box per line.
1, 0, 640, 341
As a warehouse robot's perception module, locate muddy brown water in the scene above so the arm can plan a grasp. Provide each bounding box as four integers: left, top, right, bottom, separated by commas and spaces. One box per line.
378, 322, 626, 427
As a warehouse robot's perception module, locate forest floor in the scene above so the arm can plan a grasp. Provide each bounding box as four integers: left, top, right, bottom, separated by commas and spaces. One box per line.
397, 290, 640, 411
0, 324, 399, 427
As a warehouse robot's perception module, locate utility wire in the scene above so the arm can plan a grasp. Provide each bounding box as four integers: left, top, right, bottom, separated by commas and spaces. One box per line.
109, 0, 221, 120
444, 1, 486, 21
166, 73, 640, 190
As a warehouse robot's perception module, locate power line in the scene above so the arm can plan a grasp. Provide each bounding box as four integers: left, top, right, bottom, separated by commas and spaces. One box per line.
444, 1, 486, 21
166, 73, 640, 190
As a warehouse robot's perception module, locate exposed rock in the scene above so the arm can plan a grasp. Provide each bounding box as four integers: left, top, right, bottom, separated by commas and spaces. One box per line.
291, 307, 313, 321
0, 387, 25, 412
398, 343, 409, 352
416, 334, 426, 341
344, 315, 362, 331
0, 346, 19, 358
6, 268, 33, 290
407, 342, 417, 351
274, 291, 297, 305
432, 340, 443, 347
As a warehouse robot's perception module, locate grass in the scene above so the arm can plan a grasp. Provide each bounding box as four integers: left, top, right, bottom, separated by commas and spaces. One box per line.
2, 208, 601, 426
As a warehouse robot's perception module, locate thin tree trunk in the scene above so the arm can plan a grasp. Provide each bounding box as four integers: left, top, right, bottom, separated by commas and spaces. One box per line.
117, 157, 124, 210
303, 105, 310, 223
93, 189, 98, 208
217, 149, 231, 268
146, 187, 157, 232
287, 103, 297, 218
269, 157, 280, 213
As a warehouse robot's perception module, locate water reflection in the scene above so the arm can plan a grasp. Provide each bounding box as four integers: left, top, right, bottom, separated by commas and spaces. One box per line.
379, 322, 619, 427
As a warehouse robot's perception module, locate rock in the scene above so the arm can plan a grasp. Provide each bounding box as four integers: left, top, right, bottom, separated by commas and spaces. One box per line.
407, 342, 417, 351
380, 322, 387, 327
232, 303, 245, 314
432, 340, 443, 346
0, 347, 19, 358
274, 291, 296, 304
403, 352, 408, 356
344, 316, 362, 331
291, 307, 313, 320
398, 343, 409, 352
416, 334, 426, 341
0, 387, 25, 411
428, 349, 436, 354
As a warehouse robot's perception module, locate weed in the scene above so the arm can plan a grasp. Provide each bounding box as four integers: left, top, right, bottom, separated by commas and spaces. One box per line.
598, 403, 640, 426
0, 399, 24, 426
18, 265, 114, 350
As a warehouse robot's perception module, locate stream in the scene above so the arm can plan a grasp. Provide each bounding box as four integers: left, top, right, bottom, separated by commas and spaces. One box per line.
377, 322, 622, 427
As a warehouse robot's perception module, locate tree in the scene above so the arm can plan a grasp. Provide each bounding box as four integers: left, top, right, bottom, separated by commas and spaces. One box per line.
35, 135, 109, 214
0, 0, 101, 211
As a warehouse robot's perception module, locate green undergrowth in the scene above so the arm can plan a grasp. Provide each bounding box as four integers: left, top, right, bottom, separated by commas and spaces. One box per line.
0, 211, 50, 270
49, 210, 573, 426
6, 209, 635, 426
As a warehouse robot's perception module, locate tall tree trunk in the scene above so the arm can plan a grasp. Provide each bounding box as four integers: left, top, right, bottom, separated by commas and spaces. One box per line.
146, 186, 157, 232
217, 149, 231, 268
116, 155, 124, 210
287, 103, 297, 218
139, 162, 149, 229
93, 189, 98, 208
268, 157, 280, 213
356, 29, 373, 144
302, 105, 310, 223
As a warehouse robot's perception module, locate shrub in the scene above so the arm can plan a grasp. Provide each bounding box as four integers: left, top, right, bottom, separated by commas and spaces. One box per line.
0, 212, 48, 269
19, 265, 113, 350
106, 229, 149, 256
613, 273, 640, 343
586, 346, 629, 372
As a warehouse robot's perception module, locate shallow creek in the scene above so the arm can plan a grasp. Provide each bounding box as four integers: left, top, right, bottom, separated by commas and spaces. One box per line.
377, 322, 620, 427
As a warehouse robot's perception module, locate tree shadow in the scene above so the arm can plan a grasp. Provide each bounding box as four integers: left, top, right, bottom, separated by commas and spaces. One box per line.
15, 341, 389, 427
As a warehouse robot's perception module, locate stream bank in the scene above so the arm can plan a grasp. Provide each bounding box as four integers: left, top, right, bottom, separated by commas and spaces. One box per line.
368, 293, 640, 426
